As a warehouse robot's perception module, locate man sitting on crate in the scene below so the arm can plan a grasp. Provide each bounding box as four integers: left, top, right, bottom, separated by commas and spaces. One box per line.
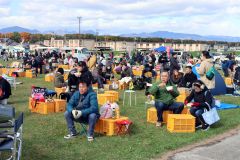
64, 79, 99, 141
148, 71, 184, 127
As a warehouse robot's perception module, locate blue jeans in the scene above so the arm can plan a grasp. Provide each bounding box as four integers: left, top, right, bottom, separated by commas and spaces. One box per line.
155, 101, 184, 122
64, 111, 99, 137
190, 107, 206, 125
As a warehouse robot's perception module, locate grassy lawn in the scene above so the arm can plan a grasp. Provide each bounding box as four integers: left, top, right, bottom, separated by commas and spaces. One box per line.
1, 60, 240, 160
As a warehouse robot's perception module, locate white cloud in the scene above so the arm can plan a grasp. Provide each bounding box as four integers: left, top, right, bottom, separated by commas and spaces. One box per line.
0, 0, 240, 36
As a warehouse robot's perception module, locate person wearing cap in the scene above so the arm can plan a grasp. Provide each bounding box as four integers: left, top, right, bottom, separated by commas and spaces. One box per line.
148, 71, 184, 127
196, 51, 215, 89
184, 80, 212, 131
64, 79, 99, 141
179, 64, 197, 88
170, 52, 180, 74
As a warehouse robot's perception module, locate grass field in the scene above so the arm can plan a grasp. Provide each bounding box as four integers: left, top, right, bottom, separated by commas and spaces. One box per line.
1, 60, 240, 160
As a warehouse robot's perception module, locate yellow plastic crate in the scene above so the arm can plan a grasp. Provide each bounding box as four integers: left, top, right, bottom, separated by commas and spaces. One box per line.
16, 71, 25, 77
58, 65, 70, 70
45, 74, 54, 82
132, 69, 142, 76
55, 87, 66, 97
181, 106, 190, 114
94, 116, 129, 136
176, 94, 188, 103
104, 90, 119, 101
54, 99, 66, 112
29, 98, 55, 115
167, 114, 195, 133
25, 70, 36, 78
97, 94, 115, 105
147, 107, 172, 124
225, 77, 233, 86
63, 73, 69, 81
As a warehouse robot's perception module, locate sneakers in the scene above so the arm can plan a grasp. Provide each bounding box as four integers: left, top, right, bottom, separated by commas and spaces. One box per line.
87, 136, 94, 142
64, 133, 77, 139
156, 122, 163, 127
202, 124, 210, 131
195, 124, 202, 129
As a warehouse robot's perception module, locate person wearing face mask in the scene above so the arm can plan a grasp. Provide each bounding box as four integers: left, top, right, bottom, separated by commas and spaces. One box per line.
184, 80, 213, 131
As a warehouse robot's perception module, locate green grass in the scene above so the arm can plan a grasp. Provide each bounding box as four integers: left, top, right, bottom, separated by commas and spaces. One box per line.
1, 60, 240, 160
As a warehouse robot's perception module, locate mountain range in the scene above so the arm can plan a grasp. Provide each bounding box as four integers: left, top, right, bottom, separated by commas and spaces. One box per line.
1, 26, 240, 42
121, 31, 240, 42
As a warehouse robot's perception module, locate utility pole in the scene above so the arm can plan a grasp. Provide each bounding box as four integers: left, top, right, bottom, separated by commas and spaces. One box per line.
77, 16, 82, 46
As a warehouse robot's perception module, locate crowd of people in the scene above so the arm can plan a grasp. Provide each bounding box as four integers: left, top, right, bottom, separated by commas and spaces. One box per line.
1, 48, 240, 141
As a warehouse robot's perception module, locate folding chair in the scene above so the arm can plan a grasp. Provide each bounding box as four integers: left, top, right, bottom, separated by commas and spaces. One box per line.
0, 112, 24, 160
0, 105, 15, 133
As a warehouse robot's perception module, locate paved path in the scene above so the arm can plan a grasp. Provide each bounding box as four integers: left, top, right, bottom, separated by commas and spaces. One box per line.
170, 130, 240, 160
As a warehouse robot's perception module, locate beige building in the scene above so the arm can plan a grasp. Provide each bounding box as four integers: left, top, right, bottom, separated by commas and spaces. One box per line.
43, 38, 210, 52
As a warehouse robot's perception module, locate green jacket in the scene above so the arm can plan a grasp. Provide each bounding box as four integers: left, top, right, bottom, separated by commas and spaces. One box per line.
148, 81, 179, 105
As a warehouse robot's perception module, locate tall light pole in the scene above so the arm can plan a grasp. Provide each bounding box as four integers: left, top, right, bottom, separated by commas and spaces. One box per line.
77, 16, 82, 46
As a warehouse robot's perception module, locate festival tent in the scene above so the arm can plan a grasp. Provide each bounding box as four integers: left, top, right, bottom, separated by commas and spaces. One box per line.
154, 46, 173, 53
192, 64, 227, 95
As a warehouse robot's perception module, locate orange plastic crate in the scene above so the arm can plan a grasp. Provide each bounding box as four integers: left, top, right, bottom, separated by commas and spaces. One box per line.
94, 116, 129, 136
176, 95, 188, 103
54, 99, 66, 112
97, 94, 115, 105
45, 74, 54, 82
147, 107, 172, 124
104, 90, 119, 101
16, 71, 25, 77
55, 87, 66, 97
29, 98, 55, 114
58, 65, 70, 70
181, 106, 190, 114
63, 73, 68, 81
225, 77, 233, 86
25, 70, 36, 78
167, 114, 195, 133
132, 69, 142, 76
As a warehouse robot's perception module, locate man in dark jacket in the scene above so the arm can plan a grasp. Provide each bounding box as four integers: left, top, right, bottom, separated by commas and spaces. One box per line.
158, 52, 169, 72
64, 79, 99, 141
170, 52, 180, 74
0, 76, 12, 104
179, 64, 197, 88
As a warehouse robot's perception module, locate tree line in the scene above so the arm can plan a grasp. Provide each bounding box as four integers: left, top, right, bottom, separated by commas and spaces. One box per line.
0, 32, 239, 47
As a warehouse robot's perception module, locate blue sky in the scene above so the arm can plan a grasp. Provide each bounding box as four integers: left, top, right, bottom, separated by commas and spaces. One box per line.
0, 0, 240, 36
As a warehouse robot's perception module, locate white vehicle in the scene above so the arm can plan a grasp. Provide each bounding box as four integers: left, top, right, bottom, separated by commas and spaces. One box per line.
35, 47, 59, 53
172, 50, 188, 63
61, 47, 90, 61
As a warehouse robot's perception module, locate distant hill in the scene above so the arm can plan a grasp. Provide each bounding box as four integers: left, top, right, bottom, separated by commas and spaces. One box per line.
0, 26, 95, 35
0, 26, 40, 34
121, 31, 240, 42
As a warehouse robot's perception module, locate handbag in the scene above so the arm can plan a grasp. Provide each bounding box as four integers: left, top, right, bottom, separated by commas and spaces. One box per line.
206, 66, 216, 80
202, 107, 220, 125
